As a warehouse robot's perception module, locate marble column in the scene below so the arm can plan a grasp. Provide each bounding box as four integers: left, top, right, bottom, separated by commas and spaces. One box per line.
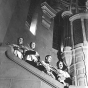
61, 11, 72, 72
69, 13, 88, 86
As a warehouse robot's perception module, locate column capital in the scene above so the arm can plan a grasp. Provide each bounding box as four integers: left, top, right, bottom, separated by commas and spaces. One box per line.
63, 46, 72, 51
69, 13, 88, 22
62, 11, 72, 18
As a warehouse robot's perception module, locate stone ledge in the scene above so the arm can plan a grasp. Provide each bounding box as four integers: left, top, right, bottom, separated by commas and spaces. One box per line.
6, 47, 64, 88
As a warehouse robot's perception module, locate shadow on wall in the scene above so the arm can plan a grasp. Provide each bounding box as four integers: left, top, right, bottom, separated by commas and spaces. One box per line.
0, 43, 2, 46
3, 0, 31, 45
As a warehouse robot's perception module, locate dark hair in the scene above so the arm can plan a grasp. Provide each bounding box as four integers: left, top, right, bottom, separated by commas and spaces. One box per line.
30, 42, 35, 48
45, 55, 51, 62
64, 77, 72, 85
17, 37, 23, 43
57, 60, 67, 71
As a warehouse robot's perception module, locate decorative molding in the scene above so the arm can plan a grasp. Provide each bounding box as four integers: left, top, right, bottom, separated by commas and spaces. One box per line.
41, 2, 57, 18
69, 45, 88, 86
42, 19, 51, 29
54, 0, 70, 12
41, 2, 57, 29
25, 21, 30, 29
62, 11, 72, 17
69, 13, 88, 22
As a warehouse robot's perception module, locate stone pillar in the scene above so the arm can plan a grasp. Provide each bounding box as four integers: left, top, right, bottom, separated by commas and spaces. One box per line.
61, 11, 72, 72
69, 13, 88, 86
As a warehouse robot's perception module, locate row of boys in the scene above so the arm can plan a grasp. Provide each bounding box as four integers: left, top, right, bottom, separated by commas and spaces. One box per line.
10, 37, 72, 88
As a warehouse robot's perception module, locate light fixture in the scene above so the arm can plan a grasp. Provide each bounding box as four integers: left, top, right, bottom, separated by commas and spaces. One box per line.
63, 46, 72, 68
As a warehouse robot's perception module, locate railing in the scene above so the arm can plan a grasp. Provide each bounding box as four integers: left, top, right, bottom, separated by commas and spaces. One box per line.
6, 47, 64, 88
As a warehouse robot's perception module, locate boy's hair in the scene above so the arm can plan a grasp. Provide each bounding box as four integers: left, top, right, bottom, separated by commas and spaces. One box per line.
30, 42, 35, 48
56, 60, 67, 70
45, 55, 51, 62
17, 37, 23, 43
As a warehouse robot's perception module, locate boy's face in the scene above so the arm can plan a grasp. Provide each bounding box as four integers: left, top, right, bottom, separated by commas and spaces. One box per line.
59, 61, 63, 70
31, 42, 36, 49
19, 38, 23, 45
47, 56, 52, 63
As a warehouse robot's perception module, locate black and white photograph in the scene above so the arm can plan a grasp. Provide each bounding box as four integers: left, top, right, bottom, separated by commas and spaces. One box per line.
0, 0, 88, 88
